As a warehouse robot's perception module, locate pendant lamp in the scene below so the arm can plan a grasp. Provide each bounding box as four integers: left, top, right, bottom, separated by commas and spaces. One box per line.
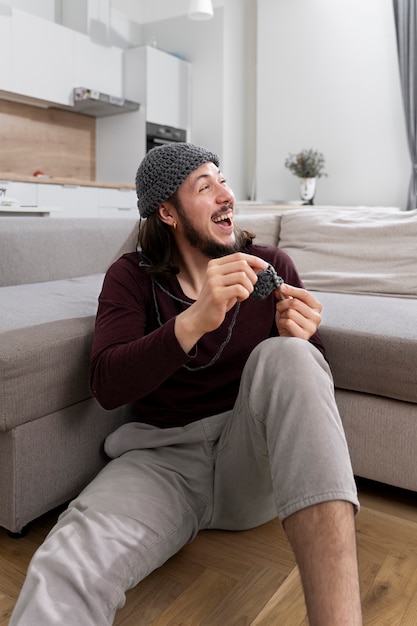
188, 0, 214, 21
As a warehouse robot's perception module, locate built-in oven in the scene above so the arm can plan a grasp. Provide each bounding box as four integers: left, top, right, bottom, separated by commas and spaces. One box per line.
146, 122, 187, 152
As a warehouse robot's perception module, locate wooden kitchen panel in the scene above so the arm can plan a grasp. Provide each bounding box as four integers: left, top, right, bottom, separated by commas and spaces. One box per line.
0, 99, 95, 180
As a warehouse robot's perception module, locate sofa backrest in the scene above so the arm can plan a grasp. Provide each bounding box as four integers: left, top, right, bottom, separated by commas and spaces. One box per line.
0, 215, 282, 287
0, 218, 139, 286
278, 208, 417, 298
234, 213, 281, 246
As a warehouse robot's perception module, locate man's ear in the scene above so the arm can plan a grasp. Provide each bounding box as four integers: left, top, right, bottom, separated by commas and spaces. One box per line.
158, 203, 177, 228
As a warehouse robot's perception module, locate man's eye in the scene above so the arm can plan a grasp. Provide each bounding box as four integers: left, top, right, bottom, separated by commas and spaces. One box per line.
199, 184, 209, 192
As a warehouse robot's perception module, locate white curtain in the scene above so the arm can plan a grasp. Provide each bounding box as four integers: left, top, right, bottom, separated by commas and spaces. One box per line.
393, 0, 417, 210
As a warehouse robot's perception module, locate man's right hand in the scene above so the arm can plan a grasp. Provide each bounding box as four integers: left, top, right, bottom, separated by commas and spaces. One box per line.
174, 252, 269, 354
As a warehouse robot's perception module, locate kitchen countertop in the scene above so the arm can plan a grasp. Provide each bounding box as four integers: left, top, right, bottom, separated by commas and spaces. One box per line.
0, 172, 135, 190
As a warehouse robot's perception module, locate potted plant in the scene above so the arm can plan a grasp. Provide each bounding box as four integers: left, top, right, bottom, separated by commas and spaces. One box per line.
285, 149, 327, 204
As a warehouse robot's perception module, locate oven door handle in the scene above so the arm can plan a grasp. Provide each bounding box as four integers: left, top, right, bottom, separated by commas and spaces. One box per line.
152, 137, 179, 145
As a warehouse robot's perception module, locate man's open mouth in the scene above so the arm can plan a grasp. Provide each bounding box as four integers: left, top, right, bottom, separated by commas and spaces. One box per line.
212, 211, 233, 226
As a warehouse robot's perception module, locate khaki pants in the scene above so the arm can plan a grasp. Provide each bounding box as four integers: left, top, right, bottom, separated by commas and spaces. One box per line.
10, 337, 359, 625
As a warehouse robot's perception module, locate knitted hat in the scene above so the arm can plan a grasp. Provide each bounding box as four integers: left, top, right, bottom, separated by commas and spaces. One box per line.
136, 142, 220, 218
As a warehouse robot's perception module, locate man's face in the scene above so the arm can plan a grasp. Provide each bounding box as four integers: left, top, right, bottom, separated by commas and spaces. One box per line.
172, 161, 239, 258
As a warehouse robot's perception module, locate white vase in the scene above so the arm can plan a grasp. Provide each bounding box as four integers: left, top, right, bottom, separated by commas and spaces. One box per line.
299, 177, 317, 205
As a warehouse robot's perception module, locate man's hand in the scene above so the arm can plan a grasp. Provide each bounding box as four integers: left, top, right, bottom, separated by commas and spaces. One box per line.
275, 284, 322, 340
175, 253, 268, 353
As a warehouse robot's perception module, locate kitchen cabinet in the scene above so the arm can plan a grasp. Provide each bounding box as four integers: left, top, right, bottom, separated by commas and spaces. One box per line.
38, 184, 98, 218
11, 9, 74, 106
73, 33, 123, 98
97, 187, 138, 219
7, 9, 124, 109
0, 179, 138, 218
124, 46, 191, 131
0, 181, 38, 207
0, 6, 12, 92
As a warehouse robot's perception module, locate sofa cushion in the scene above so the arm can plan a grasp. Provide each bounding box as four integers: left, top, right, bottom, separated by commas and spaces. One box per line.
317, 291, 417, 404
0, 274, 105, 431
278, 208, 417, 298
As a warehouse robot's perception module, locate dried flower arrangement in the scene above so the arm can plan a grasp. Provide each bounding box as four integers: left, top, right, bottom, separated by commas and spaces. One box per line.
285, 149, 327, 179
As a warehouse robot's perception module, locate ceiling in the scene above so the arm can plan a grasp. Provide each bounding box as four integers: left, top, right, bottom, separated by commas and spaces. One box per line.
111, 0, 224, 25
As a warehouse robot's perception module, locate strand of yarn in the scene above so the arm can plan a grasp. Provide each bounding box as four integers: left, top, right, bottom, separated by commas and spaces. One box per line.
151, 279, 241, 371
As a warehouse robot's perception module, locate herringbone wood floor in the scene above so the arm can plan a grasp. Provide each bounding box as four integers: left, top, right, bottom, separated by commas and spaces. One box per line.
1, 478, 417, 625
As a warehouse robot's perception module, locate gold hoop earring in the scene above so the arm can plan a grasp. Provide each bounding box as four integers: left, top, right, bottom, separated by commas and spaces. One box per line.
172, 221, 177, 230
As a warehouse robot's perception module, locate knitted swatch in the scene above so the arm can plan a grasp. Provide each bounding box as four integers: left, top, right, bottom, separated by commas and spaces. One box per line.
251, 265, 284, 299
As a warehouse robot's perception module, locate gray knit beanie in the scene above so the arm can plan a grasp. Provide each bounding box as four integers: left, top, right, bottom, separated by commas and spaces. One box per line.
136, 142, 220, 219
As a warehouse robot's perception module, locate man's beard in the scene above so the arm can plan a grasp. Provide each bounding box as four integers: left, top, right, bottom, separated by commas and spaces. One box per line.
183, 221, 241, 258
175, 200, 241, 259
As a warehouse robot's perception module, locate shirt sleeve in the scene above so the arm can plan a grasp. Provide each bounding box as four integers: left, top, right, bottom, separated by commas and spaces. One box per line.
90, 257, 192, 410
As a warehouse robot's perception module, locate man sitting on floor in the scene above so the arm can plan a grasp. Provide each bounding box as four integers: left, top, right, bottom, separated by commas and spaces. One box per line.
10, 143, 361, 626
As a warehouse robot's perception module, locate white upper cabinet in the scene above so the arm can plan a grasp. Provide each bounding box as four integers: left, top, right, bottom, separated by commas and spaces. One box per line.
11, 9, 74, 106
73, 32, 123, 98
0, 5, 12, 92
7, 9, 124, 108
146, 47, 190, 130
124, 46, 190, 131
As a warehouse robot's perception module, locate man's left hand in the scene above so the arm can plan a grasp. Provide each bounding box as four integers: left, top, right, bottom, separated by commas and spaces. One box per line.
275, 284, 322, 340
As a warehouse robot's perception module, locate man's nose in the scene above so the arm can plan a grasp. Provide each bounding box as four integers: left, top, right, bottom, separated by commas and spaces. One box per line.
215, 182, 234, 203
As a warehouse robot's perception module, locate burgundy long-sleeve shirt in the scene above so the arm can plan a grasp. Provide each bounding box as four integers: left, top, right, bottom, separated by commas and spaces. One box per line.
90, 244, 325, 427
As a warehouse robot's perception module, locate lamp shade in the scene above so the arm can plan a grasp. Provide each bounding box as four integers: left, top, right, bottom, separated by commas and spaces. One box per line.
188, 0, 214, 20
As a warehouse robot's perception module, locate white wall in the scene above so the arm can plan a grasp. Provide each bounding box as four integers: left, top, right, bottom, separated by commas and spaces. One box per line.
222, 0, 256, 201
256, 0, 410, 209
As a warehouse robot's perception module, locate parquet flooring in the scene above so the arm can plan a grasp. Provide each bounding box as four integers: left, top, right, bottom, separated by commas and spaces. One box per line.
1, 478, 417, 625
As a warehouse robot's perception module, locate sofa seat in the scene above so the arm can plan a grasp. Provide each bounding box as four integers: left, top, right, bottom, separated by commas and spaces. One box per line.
1, 274, 105, 432
317, 291, 417, 404
2, 274, 105, 332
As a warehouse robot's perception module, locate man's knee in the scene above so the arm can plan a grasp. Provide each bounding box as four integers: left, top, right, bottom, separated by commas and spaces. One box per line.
242, 337, 332, 401
248, 336, 324, 372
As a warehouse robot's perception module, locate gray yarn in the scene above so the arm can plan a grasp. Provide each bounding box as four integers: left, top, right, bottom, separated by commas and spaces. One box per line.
136, 142, 220, 218
250, 265, 284, 299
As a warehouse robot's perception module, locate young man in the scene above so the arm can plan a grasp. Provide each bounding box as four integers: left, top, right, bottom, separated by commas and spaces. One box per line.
11, 143, 362, 625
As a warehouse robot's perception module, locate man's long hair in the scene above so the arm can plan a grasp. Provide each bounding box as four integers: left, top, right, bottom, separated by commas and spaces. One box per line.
137, 202, 256, 278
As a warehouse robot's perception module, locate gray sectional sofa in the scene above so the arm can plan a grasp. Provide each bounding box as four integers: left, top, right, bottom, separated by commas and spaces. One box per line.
1, 208, 416, 534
